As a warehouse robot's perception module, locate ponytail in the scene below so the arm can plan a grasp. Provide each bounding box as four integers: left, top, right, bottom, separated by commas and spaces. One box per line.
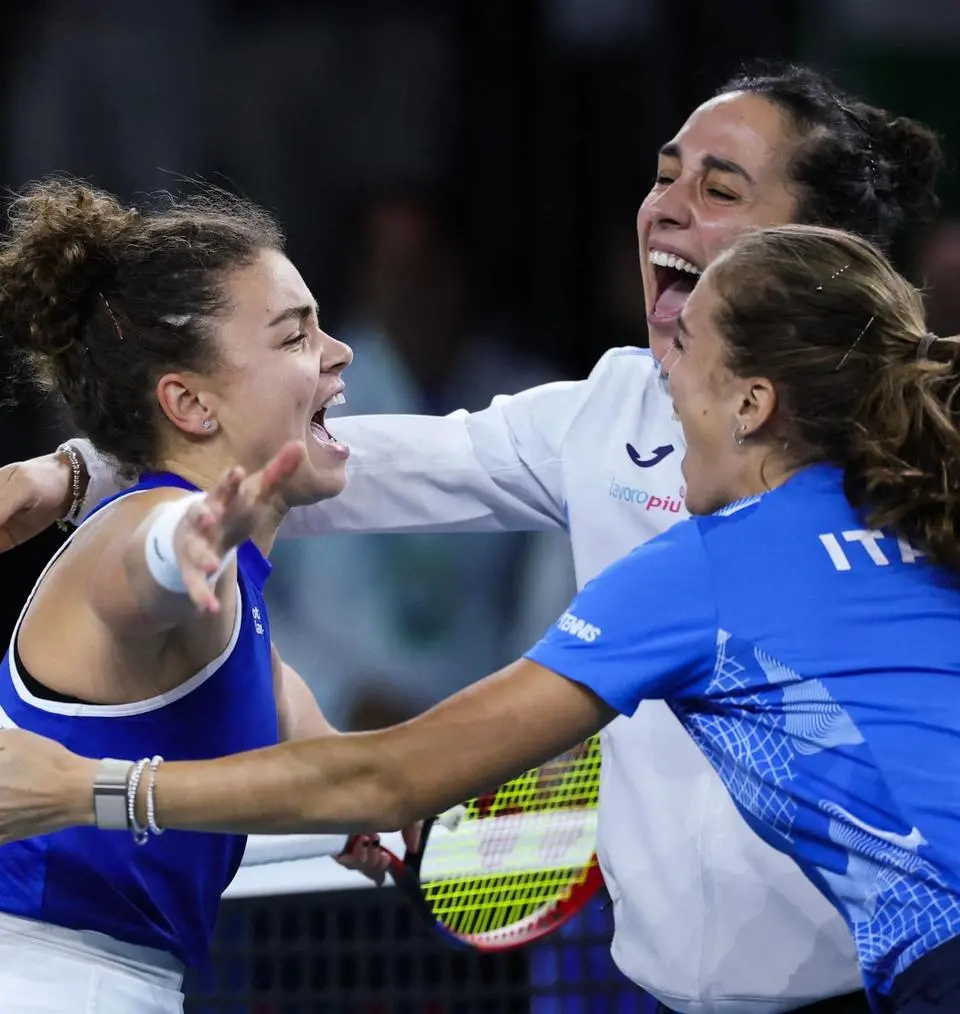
845, 333, 960, 571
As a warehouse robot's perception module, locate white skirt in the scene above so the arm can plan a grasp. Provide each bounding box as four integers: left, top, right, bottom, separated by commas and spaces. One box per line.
0, 911, 185, 1014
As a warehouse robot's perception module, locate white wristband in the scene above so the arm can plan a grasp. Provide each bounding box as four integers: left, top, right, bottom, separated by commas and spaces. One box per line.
143, 494, 204, 593
143, 493, 238, 596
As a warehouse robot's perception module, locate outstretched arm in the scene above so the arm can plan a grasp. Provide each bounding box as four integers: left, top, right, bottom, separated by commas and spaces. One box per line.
271, 644, 414, 877
146, 659, 612, 835
0, 513, 713, 845
0, 351, 630, 548
134, 521, 714, 836
277, 391, 582, 538
0, 659, 614, 843
256, 349, 634, 537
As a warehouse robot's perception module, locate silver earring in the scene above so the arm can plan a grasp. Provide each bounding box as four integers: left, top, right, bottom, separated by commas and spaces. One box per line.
202, 419, 213, 431
733, 425, 746, 447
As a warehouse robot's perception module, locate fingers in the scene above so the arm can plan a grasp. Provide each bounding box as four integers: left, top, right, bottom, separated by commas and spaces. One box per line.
242, 442, 307, 505
195, 444, 306, 559
336, 834, 390, 886
205, 465, 245, 516
170, 444, 309, 605
179, 539, 224, 613
176, 500, 232, 613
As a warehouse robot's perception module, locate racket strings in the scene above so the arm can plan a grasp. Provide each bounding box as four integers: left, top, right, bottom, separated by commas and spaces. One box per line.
425, 866, 594, 936
470, 740, 599, 819
421, 735, 602, 940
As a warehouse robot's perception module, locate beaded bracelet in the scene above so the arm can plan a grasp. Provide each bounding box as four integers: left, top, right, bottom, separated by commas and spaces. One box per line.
126, 758, 151, 846
55, 443, 85, 532
146, 755, 165, 837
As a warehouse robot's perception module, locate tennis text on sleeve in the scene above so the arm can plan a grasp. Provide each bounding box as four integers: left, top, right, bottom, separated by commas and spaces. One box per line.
818, 529, 924, 571
555, 611, 602, 643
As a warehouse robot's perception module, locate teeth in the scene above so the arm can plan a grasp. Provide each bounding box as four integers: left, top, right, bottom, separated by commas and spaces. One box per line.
648, 250, 701, 276
323, 392, 346, 409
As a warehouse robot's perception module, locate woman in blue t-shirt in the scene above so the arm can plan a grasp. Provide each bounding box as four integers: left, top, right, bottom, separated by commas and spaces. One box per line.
3, 223, 960, 1012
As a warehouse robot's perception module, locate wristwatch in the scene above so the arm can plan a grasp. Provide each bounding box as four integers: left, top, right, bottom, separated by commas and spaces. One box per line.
93, 758, 132, 830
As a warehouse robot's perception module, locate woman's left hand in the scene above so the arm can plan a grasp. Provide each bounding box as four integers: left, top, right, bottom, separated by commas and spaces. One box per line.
335, 821, 424, 886
0, 728, 97, 844
0, 726, 428, 887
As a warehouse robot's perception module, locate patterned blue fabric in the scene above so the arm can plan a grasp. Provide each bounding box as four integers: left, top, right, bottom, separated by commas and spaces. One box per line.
527, 464, 960, 1002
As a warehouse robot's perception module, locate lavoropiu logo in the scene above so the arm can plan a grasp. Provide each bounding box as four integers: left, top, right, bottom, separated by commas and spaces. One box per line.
608, 477, 685, 513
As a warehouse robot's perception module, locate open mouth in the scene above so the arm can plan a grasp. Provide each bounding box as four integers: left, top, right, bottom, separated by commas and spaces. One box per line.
648, 250, 702, 324
310, 391, 345, 444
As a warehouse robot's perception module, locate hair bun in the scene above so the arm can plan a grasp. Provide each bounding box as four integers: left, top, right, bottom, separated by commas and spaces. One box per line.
856, 105, 942, 225
0, 180, 139, 360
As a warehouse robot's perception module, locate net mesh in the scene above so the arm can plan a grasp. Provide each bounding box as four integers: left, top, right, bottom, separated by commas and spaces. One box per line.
185, 876, 651, 1013
422, 737, 602, 940
183, 736, 654, 1010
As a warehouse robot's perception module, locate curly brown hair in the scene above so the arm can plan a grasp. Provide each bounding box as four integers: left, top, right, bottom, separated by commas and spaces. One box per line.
0, 178, 284, 475
710, 223, 960, 571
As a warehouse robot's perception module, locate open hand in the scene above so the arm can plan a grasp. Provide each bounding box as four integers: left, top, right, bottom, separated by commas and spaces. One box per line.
173, 442, 306, 612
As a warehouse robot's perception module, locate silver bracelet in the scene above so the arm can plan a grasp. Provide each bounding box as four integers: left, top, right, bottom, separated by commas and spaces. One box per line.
146, 755, 165, 837
55, 443, 84, 531
126, 758, 150, 846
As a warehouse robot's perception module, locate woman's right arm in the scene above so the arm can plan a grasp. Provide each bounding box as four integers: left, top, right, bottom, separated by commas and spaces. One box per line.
0, 351, 622, 549
0, 504, 714, 844
83, 443, 306, 637
82, 489, 236, 637
278, 361, 609, 538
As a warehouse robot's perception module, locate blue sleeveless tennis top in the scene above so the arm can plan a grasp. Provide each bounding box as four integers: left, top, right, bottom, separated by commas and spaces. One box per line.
0, 472, 280, 966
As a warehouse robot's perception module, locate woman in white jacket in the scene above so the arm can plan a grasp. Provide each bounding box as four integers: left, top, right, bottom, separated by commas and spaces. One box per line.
0, 64, 942, 1014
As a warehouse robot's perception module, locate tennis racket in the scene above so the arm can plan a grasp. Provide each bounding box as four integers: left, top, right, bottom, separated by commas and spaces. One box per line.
241, 734, 603, 951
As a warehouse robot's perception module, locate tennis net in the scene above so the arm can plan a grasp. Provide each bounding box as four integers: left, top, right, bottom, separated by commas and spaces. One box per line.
184, 833, 654, 1012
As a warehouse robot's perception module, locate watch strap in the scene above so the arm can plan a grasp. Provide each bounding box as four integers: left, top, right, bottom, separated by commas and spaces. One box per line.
94, 758, 132, 830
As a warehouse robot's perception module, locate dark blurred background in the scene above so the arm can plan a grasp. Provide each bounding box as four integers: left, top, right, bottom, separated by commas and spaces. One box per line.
1, 2, 959, 1010
4, 0, 960, 694
2, 2, 959, 393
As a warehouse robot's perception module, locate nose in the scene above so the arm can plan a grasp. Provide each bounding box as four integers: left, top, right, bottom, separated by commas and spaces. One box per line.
321, 331, 353, 373
641, 177, 694, 233
658, 344, 680, 382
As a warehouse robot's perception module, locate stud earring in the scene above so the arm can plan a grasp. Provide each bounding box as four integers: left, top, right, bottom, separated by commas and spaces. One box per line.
733, 425, 746, 447
202, 419, 214, 431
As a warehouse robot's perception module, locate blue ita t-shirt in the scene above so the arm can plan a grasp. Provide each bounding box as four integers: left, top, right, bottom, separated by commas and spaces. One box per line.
526, 464, 960, 999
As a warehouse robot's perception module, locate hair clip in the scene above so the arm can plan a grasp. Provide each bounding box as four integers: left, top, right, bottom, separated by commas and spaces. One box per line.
815, 263, 850, 292
99, 292, 125, 341
161, 314, 191, 328
836, 314, 875, 370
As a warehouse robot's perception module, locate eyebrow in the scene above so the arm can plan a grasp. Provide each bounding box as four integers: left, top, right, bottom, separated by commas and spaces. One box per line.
658, 142, 756, 185
267, 303, 317, 328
